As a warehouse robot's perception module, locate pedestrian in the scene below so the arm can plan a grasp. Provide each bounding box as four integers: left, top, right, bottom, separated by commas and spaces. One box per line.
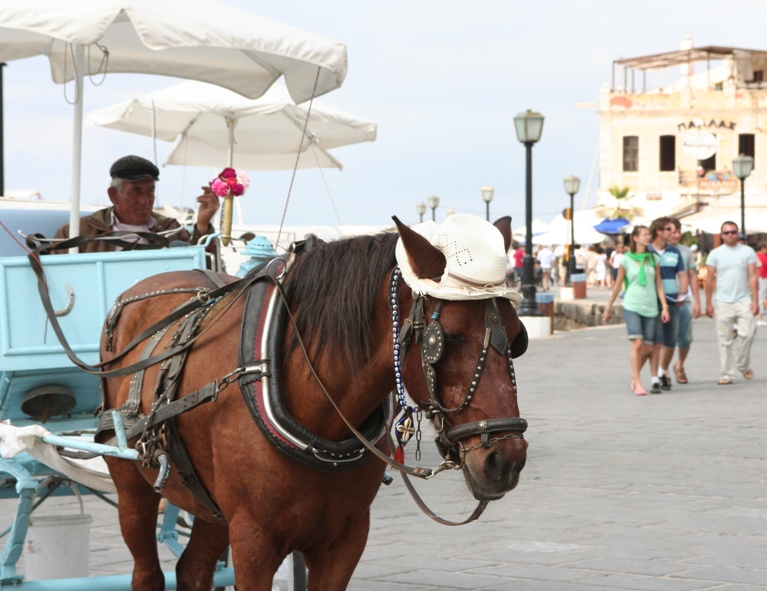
603, 226, 670, 396
536, 244, 554, 291
756, 241, 767, 326
586, 245, 598, 288
595, 246, 608, 291
513, 242, 524, 285
705, 221, 759, 385
667, 218, 701, 384
609, 244, 625, 287
647, 217, 688, 394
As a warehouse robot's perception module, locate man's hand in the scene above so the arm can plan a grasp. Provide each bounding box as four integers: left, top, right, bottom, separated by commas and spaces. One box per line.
706, 303, 715, 318
692, 301, 701, 319
752, 301, 760, 316
196, 186, 220, 234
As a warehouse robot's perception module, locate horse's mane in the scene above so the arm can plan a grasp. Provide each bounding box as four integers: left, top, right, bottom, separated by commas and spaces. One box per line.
283, 231, 399, 368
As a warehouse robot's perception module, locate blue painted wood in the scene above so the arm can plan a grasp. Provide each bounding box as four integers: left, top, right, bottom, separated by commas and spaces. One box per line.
0, 248, 207, 422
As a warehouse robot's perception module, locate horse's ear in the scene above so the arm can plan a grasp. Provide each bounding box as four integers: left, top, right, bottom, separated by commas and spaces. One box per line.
510, 321, 528, 359
494, 216, 512, 253
392, 216, 446, 280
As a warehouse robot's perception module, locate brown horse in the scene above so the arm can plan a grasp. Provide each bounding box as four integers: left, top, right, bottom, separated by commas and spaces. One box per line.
99, 216, 528, 590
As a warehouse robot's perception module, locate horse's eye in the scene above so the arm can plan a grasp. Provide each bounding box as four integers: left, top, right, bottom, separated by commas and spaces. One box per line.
445, 334, 464, 346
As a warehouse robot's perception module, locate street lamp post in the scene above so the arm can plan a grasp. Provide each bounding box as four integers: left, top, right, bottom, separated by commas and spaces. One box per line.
513, 109, 545, 316
733, 154, 754, 238
563, 175, 580, 286
427, 195, 439, 221
415, 201, 426, 223
481, 186, 495, 221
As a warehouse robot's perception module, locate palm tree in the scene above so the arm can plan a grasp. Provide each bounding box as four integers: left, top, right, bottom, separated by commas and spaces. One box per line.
595, 186, 643, 221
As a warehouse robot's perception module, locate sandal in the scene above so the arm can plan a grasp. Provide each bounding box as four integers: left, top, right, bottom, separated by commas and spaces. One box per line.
674, 365, 688, 384
742, 369, 754, 380
717, 377, 733, 385
631, 381, 647, 396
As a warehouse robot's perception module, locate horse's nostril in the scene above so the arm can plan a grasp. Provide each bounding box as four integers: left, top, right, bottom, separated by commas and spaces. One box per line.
485, 450, 511, 481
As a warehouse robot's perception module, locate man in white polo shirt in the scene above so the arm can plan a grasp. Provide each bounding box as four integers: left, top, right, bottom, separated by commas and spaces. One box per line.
705, 221, 759, 385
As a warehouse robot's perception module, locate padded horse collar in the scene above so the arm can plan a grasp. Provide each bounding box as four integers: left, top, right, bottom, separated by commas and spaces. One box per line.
238, 271, 393, 471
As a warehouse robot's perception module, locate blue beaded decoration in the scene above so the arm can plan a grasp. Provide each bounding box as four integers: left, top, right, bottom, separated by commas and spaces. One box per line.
390, 267, 417, 448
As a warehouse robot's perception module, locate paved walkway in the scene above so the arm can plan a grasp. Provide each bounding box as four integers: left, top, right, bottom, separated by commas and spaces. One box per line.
2, 314, 765, 590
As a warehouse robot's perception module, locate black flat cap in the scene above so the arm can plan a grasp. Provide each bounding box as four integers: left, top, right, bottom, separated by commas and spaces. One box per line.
110, 155, 159, 181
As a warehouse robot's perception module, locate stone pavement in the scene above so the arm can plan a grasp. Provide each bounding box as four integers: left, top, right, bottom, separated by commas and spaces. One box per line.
2, 314, 765, 590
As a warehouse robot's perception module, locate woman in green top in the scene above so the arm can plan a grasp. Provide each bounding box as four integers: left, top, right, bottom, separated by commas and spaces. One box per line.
604, 226, 670, 395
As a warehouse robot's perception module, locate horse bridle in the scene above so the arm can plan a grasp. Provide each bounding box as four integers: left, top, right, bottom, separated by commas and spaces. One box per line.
390, 267, 527, 465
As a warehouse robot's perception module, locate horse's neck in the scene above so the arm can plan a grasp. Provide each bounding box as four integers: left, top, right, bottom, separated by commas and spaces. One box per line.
282, 299, 395, 442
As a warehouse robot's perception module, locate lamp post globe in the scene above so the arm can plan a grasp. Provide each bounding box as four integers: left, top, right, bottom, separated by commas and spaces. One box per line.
563, 175, 580, 286
513, 110, 545, 316
415, 201, 427, 223
481, 186, 495, 221
427, 195, 440, 221
732, 154, 754, 238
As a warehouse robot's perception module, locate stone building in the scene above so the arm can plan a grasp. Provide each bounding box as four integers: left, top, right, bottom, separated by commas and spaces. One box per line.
597, 38, 767, 224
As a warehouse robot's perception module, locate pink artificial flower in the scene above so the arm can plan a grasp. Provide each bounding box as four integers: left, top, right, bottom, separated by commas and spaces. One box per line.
220, 167, 237, 179
210, 178, 230, 198
232, 183, 244, 196
238, 171, 251, 191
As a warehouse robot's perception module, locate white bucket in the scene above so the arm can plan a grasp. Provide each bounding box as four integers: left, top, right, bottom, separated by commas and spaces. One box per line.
24, 513, 93, 580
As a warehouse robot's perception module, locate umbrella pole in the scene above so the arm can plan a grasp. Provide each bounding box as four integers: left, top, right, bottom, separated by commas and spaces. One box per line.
68, 45, 85, 253
221, 117, 236, 245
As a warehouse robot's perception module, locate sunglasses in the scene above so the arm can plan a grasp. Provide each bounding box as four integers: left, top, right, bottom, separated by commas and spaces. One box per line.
722, 230, 738, 235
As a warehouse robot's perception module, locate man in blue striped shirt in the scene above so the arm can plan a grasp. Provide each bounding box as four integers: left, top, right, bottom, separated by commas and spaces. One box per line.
648, 217, 689, 394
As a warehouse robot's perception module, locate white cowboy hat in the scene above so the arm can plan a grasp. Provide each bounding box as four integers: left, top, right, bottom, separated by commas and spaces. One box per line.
396, 214, 522, 304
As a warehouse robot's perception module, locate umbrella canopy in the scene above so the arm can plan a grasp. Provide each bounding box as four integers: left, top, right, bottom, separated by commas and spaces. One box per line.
593, 217, 631, 234
86, 81, 377, 171
0, 0, 347, 103
536, 211, 605, 246
0, 0, 348, 238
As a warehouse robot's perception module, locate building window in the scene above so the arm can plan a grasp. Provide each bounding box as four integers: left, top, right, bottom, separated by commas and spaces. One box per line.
623, 136, 639, 172
754, 70, 764, 83
739, 133, 755, 159
659, 135, 675, 171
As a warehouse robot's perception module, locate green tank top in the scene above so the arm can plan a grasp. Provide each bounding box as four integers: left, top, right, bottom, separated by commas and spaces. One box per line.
621, 254, 660, 317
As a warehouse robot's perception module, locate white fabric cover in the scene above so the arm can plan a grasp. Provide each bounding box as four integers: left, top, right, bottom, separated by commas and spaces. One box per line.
0, 424, 116, 493
396, 214, 522, 303
86, 81, 377, 170
0, 0, 348, 103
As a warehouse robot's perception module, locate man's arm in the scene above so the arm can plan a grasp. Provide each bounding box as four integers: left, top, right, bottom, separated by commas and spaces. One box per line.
705, 264, 716, 318
688, 266, 701, 318
677, 267, 689, 304
748, 262, 759, 316
195, 186, 220, 235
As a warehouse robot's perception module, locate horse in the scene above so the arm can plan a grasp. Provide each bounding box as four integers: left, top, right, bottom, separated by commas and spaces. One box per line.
98, 214, 529, 591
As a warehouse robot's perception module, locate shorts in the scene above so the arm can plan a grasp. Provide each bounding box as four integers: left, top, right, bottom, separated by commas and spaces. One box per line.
623, 309, 659, 345
676, 301, 693, 349
655, 300, 682, 348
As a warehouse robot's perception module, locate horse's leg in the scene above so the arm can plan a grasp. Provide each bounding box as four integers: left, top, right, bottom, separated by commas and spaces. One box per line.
302, 513, 370, 591
175, 517, 230, 591
228, 517, 285, 591
106, 458, 164, 591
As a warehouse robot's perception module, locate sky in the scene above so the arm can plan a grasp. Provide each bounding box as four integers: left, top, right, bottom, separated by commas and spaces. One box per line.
3, 0, 767, 231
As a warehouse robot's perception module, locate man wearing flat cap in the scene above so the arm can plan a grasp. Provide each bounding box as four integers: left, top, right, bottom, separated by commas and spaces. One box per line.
54, 155, 220, 253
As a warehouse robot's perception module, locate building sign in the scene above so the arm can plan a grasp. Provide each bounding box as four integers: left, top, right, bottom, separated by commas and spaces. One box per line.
682, 130, 718, 160
697, 171, 738, 194
677, 119, 736, 131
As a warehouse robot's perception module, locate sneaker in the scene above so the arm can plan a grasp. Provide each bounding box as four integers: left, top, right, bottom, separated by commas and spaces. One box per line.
659, 375, 672, 391
650, 383, 662, 394
757, 320, 767, 327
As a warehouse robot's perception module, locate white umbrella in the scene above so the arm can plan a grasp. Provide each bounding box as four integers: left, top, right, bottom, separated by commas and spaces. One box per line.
0, 0, 348, 238
86, 81, 377, 171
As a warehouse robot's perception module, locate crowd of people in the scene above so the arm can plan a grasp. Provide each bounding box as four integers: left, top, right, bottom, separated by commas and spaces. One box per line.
506, 217, 764, 396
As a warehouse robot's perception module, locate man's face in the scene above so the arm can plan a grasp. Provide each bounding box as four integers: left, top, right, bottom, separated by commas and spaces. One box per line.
721, 224, 739, 246
668, 226, 681, 246
108, 179, 156, 225
655, 223, 674, 246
